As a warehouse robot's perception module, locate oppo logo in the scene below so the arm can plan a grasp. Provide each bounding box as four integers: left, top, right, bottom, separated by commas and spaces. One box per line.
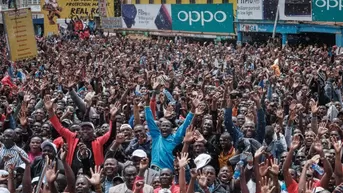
177, 10, 227, 26
315, 0, 343, 10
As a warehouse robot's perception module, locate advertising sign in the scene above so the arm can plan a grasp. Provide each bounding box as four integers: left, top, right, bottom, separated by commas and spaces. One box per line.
171, 4, 234, 33
121, 4, 172, 30
41, 0, 114, 36
2, 8, 37, 61
98, 0, 107, 17
239, 24, 259, 32
237, 0, 263, 20
278, 0, 312, 21
312, 0, 343, 21
102, 17, 122, 28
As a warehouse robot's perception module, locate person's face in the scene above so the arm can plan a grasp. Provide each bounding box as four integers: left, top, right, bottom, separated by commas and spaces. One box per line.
202, 119, 213, 136
35, 109, 44, 121
42, 146, 55, 159
131, 156, 142, 170
160, 121, 172, 138
330, 131, 340, 140
318, 106, 326, 117
280, 152, 288, 166
79, 126, 94, 142
133, 125, 144, 139
152, 176, 161, 189
321, 139, 329, 149
203, 167, 216, 186
295, 152, 306, 165
237, 115, 245, 127
67, 98, 74, 106
218, 166, 233, 183
103, 158, 118, 177
30, 137, 42, 153
75, 177, 90, 193
160, 169, 173, 188
305, 132, 315, 147
219, 135, 232, 149
120, 125, 132, 140
56, 106, 64, 118
243, 122, 255, 138
14, 128, 22, 142
240, 107, 248, 115
139, 113, 145, 123
41, 124, 50, 137
329, 149, 335, 164
32, 122, 42, 134
193, 141, 206, 155
96, 101, 105, 114
3, 130, 15, 148
123, 167, 137, 187
115, 115, 123, 124
294, 129, 302, 136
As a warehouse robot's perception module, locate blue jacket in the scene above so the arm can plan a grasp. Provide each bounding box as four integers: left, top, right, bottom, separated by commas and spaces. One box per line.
224, 108, 266, 145
145, 106, 194, 170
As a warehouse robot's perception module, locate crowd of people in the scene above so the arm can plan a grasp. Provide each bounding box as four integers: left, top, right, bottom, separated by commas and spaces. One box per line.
0, 32, 342, 193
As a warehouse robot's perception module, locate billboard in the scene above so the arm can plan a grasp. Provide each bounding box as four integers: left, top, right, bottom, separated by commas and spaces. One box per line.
171, 4, 234, 33
237, 0, 263, 20
121, 4, 172, 30
278, 0, 312, 21
41, 0, 114, 36
2, 8, 37, 61
101, 17, 122, 28
312, 0, 343, 21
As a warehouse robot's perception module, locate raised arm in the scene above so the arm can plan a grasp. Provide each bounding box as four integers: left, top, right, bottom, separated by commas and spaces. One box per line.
98, 102, 120, 145
44, 95, 74, 138
144, 94, 160, 139
174, 98, 196, 144
252, 92, 266, 144
331, 137, 343, 185
224, 97, 243, 145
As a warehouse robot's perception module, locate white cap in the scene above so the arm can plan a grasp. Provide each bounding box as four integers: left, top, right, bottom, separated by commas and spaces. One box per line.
41, 140, 57, 154
0, 187, 10, 193
132, 149, 147, 158
120, 124, 132, 130
194, 153, 211, 170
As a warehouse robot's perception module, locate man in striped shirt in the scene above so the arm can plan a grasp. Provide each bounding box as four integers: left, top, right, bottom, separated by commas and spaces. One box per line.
0, 129, 28, 170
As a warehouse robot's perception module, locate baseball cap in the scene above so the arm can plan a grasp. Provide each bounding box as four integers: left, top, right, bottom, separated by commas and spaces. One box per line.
41, 140, 57, 154
132, 149, 147, 158
194, 153, 211, 170
120, 124, 132, 130
80, 122, 95, 130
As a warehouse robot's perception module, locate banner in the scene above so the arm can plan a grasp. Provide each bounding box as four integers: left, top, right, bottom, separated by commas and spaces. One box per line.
171, 4, 234, 33
41, 0, 114, 36
2, 8, 37, 61
98, 0, 107, 17
121, 4, 172, 30
312, 0, 343, 21
278, 0, 312, 21
237, 0, 263, 20
102, 17, 122, 28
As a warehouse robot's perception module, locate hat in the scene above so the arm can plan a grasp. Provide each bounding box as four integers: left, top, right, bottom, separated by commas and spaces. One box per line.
0, 187, 10, 193
132, 149, 147, 158
194, 153, 211, 170
16, 164, 26, 172
80, 122, 95, 130
41, 140, 57, 154
120, 124, 132, 130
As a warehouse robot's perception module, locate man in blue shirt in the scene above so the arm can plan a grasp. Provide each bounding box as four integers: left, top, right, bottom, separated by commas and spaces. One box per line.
144, 94, 196, 171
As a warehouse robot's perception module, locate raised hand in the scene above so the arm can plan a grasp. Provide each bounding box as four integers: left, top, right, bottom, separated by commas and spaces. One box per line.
309, 99, 318, 114
269, 158, 279, 175
313, 138, 323, 153
260, 176, 275, 193
139, 158, 149, 171
45, 161, 59, 184
110, 101, 121, 120
177, 152, 190, 168
85, 166, 103, 186
183, 125, 195, 144
59, 144, 67, 162
331, 136, 342, 154
134, 181, 145, 191
190, 168, 197, 179
318, 122, 328, 136
197, 170, 208, 189
254, 146, 266, 158
193, 130, 205, 143
291, 134, 301, 150
304, 180, 314, 193
44, 95, 54, 111
19, 110, 27, 126
259, 161, 269, 177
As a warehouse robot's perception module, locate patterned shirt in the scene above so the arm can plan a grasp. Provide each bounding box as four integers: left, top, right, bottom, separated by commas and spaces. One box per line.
0, 144, 28, 170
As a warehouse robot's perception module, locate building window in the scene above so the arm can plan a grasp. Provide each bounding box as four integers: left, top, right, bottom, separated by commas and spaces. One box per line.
161, 0, 166, 3
190, 0, 195, 3
176, 0, 181, 3
207, 0, 212, 3
223, 0, 228, 3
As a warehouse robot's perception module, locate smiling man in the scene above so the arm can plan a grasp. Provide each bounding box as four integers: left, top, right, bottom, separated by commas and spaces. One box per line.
144, 94, 195, 171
